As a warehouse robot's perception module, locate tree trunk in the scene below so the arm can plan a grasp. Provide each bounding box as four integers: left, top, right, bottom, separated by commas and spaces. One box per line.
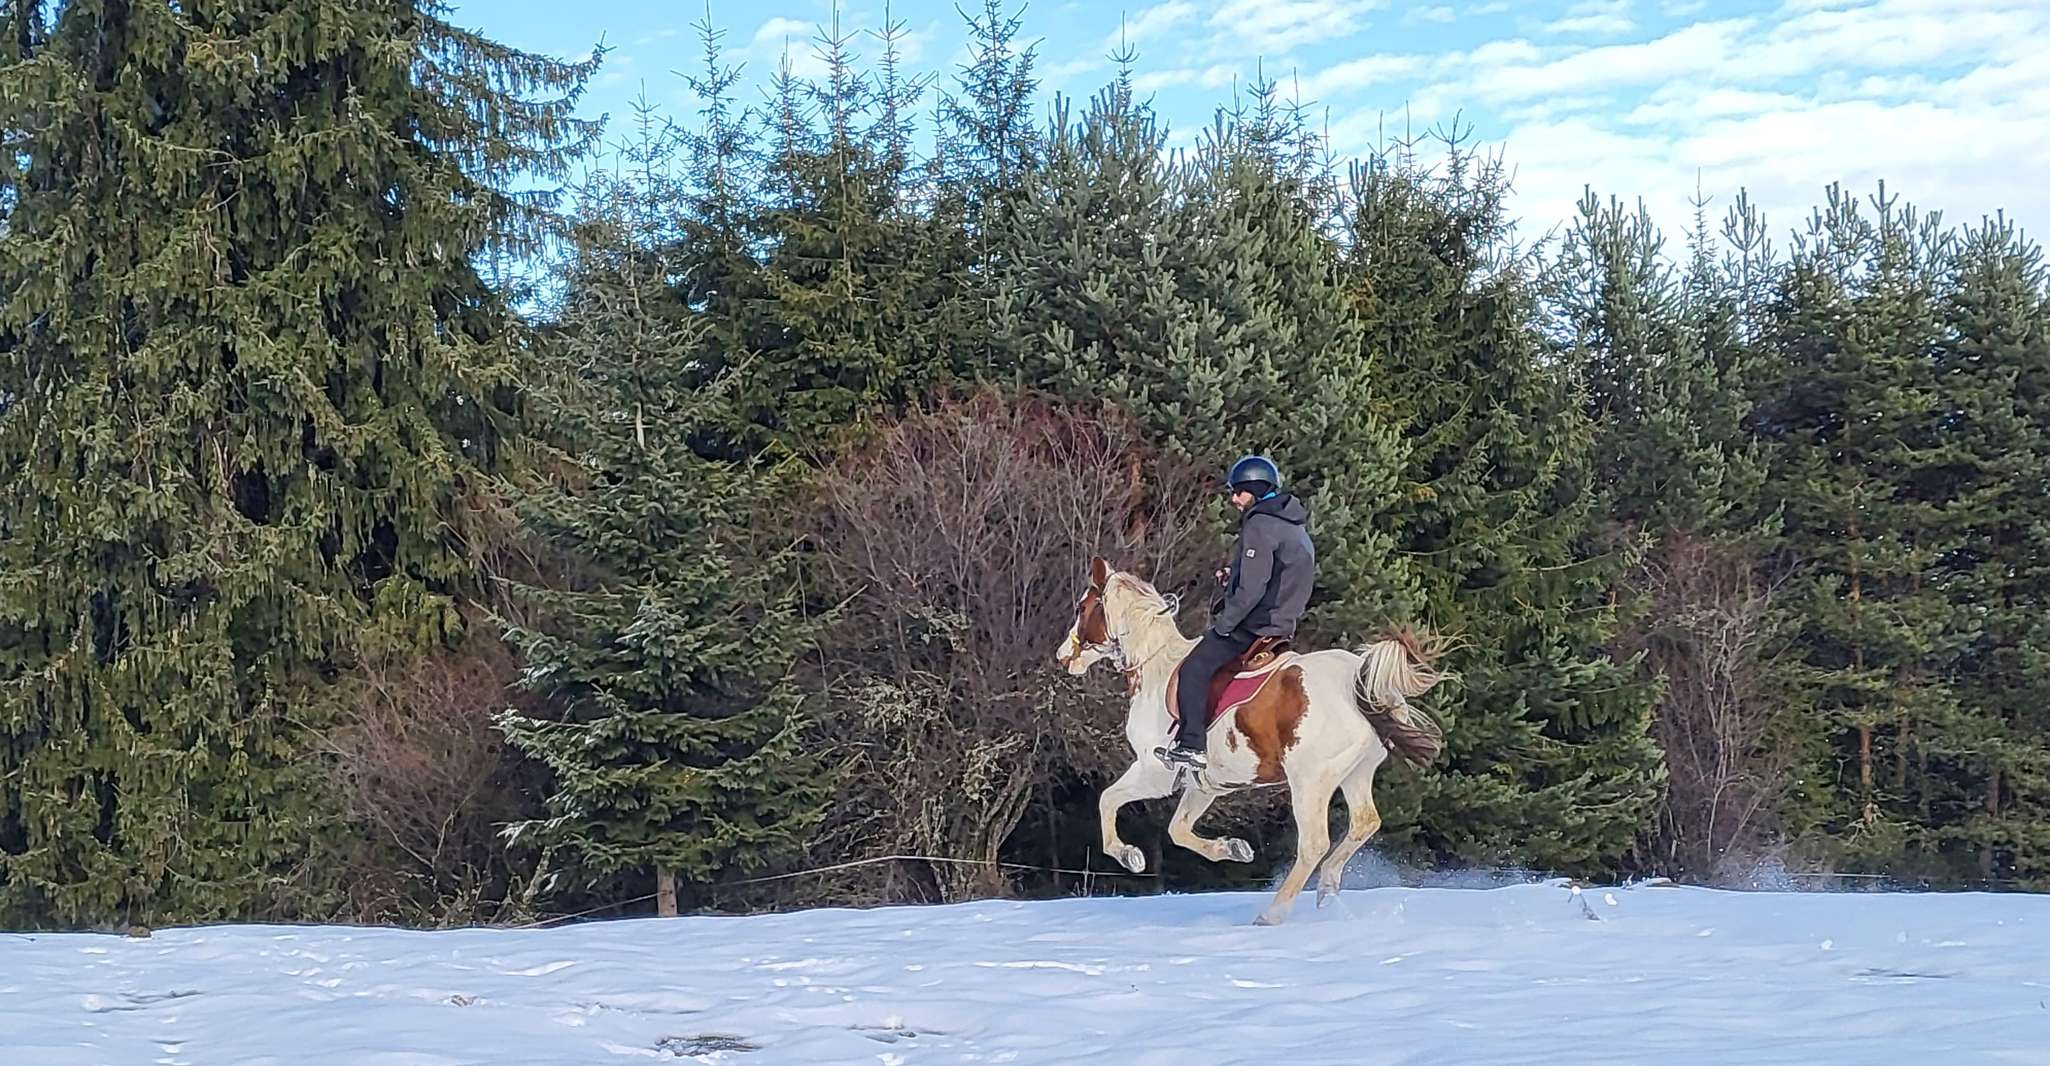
1895, 715, 1910, 791
1981, 770, 2001, 880
1849, 571, 1872, 821
655, 867, 678, 917
1858, 724, 1872, 806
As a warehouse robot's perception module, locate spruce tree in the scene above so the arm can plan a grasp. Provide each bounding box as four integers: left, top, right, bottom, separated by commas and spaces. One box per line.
999, 72, 1415, 639
0, 0, 594, 925
1922, 215, 2050, 886
1550, 189, 1754, 535
1750, 185, 1961, 870
493, 109, 825, 912
669, 11, 771, 460
734, 16, 929, 457
1171, 104, 1417, 638
1550, 187, 1798, 879
1343, 139, 1663, 872
930, 0, 1041, 377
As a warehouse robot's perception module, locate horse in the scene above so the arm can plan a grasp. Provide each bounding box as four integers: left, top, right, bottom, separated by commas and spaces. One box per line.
1055, 556, 1449, 926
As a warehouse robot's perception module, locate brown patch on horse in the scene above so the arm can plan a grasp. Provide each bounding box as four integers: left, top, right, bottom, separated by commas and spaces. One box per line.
1075, 587, 1109, 646
1230, 666, 1308, 784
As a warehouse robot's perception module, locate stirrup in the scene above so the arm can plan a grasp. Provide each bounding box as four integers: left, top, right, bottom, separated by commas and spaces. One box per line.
1154, 743, 1207, 770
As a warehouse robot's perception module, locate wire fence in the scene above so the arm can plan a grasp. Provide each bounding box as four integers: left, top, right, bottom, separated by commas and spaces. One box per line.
516, 852, 1156, 929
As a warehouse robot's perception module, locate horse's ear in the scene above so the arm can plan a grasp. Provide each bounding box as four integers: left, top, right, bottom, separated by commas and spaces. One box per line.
1088, 556, 1110, 590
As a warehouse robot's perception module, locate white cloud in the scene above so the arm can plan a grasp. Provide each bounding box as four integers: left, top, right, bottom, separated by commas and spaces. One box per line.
1110, 1, 1199, 50
1042, 55, 1108, 90
1135, 62, 1248, 93
1622, 85, 1808, 125
1545, 0, 1635, 36
1293, 0, 2050, 246
1301, 54, 1426, 98
594, 53, 637, 89
1545, 13, 1633, 34
1500, 64, 2050, 247
1208, 0, 1379, 54
1464, 38, 1546, 67
630, 27, 680, 48
752, 17, 813, 49
1404, 5, 1456, 24
748, 17, 827, 78
1464, 18, 1751, 100
1501, 94, 1612, 124
1106, 0, 1381, 70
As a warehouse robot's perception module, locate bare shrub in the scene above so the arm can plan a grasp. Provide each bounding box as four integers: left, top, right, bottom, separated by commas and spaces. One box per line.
1620, 534, 1806, 882
320, 631, 541, 923
800, 389, 1215, 901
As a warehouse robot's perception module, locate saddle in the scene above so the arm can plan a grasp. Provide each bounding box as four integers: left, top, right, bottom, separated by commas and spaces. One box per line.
1166, 636, 1297, 728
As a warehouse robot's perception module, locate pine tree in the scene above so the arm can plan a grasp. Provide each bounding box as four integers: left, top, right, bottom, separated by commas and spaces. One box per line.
1172, 103, 1417, 638
732, 15, 930, 457
1921, 214, 2050, 886
1549, 188, 1799, 880
1550, 189, 1754, 535
937, 0, 1040, 229
1751, 184, 1961, 871
1344, 137, 1663, 872
995, 66, 1182, 408
493, 109, 825, 913
0, 0, 594, 925
670, 10, 771, 460
999, 71, 1415, 639
930, 0, 1041, 377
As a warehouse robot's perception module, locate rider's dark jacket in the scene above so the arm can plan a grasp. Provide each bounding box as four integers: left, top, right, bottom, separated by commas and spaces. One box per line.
1213, 493, 1314, 638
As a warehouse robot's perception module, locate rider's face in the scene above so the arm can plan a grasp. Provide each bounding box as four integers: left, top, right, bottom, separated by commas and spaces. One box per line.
1228, 489, 1254, 512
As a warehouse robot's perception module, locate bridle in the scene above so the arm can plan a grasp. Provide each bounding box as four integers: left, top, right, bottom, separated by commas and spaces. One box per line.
1068, 582, 1181, 674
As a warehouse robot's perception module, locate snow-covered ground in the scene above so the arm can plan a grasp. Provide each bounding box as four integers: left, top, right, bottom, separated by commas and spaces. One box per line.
5, 879, 2047, 1065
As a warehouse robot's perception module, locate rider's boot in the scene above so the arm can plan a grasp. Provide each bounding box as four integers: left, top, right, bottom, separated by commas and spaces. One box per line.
1154, 740, 1207, 771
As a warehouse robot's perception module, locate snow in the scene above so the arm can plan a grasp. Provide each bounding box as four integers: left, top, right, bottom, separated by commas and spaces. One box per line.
5, 880, 2049, 1065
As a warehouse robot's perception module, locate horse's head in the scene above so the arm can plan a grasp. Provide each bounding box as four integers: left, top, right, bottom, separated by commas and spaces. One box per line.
1055, 556, 1116, 675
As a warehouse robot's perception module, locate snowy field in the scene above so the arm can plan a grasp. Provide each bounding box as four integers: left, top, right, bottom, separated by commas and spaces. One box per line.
5, 879, 2048, 1066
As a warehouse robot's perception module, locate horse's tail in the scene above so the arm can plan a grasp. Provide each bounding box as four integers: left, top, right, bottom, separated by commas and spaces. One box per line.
1351, 625, 1454, 765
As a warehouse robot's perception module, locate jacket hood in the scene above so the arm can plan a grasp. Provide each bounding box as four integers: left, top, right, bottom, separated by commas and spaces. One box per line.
1244, 492, 1308, 526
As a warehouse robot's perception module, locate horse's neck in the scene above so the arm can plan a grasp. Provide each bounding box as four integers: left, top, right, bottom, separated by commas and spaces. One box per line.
1123, 614, 1194, 687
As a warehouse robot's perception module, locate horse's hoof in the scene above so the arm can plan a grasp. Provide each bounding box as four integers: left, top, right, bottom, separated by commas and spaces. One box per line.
1316, 883, 1339, 908
1252, 910, 1286, 927
1113, 845, 1146, 873
1220, 838, 1254, 863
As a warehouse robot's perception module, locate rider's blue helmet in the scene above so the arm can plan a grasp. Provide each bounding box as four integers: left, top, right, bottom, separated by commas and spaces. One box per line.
1226, 455, 1281, 494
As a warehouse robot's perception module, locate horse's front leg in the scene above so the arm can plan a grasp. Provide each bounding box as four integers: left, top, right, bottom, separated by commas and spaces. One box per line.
1099, 758, 1177, 873
1168, 786, 1254, 863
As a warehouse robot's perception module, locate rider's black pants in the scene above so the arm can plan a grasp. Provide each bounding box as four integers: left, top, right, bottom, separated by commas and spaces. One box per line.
1174, 628, 1256, 749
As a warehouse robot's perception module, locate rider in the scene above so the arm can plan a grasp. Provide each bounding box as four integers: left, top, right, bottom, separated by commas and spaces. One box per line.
1157, 454, 1316, 770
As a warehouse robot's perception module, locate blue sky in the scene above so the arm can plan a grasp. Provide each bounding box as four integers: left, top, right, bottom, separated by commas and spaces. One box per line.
468, 0, 2050, 250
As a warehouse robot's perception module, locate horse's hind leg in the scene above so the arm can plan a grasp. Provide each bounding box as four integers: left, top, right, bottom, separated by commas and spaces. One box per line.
1315, 752, 1386, 907
1099, 758, 1176, 874
1253, 769, 1340, 926
1168, 787, 1253, 863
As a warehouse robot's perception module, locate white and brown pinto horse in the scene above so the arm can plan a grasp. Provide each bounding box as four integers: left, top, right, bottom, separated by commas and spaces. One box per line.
1056, 557, 1448, 926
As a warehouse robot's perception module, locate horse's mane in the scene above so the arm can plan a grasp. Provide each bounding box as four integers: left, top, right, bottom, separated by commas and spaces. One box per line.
1102, 572, 1175, 630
